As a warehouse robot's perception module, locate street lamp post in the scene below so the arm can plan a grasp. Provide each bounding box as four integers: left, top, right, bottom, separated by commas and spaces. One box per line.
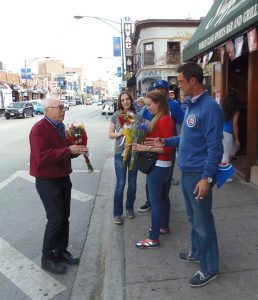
74, 15, 125, 85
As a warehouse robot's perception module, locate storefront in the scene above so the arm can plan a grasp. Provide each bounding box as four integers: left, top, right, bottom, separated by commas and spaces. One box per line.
183, 0, 258, 183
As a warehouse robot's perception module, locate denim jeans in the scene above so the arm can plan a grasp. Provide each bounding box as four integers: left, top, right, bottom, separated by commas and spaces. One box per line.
181, 172, 219, 275
147, 166, 171, 240
113, 154, 138, 217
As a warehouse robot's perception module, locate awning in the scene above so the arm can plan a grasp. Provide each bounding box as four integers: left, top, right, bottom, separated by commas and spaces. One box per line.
183, 0, 258, 61
11, 84, 24, 93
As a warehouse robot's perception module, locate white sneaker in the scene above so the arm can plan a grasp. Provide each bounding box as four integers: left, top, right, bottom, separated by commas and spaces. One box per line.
226, 178, 234, 183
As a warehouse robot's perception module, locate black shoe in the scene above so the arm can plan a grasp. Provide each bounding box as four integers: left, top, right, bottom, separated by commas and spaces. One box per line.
41, 258, 66, 274
189, 270, 218, 287
178, 251, 200, 263
55, 250, 80, 265
138, 203, 151, 212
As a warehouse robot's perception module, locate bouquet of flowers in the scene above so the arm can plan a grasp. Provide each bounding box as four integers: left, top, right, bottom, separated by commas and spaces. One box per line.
118, 110, 135, 167
66, 122, 94, 172
129, 115, 149, 171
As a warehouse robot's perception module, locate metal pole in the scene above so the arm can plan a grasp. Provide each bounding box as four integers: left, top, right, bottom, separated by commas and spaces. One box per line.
120, 18, 125, 82
24, 59, 27, 90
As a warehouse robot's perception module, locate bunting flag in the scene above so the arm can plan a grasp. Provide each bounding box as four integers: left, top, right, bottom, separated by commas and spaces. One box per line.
226, 40, 236, 61
202, 54, 208, 69
218, 46, 225, 64
216, 163, 236, 188
247, 28, 258, 53
235, 35, 244, 58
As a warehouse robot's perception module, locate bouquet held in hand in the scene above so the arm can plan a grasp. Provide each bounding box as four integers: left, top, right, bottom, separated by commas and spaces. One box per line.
118, 111, 135, 167
66, 122, 94, 172
129, 115, 149, 171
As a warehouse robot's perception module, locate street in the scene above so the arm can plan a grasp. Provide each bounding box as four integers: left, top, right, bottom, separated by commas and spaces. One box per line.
0, 103, 113, 300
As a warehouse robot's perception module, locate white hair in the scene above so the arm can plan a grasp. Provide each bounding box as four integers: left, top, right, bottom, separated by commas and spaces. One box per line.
42, 94, 60, 109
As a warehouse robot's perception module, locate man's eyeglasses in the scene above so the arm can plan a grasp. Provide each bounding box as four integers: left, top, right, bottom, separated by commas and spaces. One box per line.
47, 105, 65, 111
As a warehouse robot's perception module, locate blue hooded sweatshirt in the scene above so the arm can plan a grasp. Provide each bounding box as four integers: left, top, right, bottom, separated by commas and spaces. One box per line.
165, 91, 223, 178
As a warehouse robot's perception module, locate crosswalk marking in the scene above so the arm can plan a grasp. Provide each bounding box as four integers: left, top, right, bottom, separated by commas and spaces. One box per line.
0, 170, 94, 202
0, 237, 66, 300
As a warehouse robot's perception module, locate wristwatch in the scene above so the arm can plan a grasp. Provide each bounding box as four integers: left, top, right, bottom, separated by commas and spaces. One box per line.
203, 177, 213, 183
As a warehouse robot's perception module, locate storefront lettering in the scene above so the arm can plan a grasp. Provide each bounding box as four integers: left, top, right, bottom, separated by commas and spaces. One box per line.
243, 4, 257, 23
199, 4, 258, 51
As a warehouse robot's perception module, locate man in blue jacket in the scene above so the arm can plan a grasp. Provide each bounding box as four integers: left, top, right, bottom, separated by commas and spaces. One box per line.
139, 80, 185, 212
147, 62, 223, 287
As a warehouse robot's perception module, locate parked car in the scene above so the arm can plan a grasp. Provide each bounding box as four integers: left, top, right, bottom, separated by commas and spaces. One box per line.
61, 100, 69, 111
31, 99, 44, 114
75, 97, 83, 105
5, 101, 35, 119
101, 101, 114, 115
68, 99, 76, 106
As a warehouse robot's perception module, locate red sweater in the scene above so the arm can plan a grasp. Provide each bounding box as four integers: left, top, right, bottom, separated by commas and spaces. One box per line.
146, 115, 174, 161
29, 117, 73, 179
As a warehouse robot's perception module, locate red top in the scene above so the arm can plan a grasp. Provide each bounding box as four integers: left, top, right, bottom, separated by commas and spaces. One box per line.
29, 117, 73, 179
146, 115, 174, 161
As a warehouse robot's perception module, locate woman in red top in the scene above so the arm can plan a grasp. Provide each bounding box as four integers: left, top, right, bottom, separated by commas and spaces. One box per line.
132, 91, 174, 249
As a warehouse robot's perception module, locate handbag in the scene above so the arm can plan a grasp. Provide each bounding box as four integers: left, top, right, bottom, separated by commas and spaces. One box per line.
138, 151, 158, 174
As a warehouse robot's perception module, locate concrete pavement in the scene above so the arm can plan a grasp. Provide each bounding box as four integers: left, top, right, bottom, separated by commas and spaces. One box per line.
72, 156, 258, 300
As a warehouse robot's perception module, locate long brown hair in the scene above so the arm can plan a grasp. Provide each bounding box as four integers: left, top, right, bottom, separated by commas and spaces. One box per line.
117, 91, 136, 113
145, 91, 169, 132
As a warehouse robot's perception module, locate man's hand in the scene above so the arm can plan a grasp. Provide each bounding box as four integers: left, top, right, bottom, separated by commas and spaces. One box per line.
193, 179, 210, 201
144, 137, 165, 148
69, 145, 88, 155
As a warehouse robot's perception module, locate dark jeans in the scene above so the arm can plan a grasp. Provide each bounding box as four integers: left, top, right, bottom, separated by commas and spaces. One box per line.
181, 172, 219, 275
147, 166, 171, 240
113, 154, 138, 217
36, 176, 72, 259
144, 150, 176, 207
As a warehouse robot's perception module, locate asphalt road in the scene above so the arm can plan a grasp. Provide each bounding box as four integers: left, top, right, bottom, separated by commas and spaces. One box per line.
0, 103, 113, 300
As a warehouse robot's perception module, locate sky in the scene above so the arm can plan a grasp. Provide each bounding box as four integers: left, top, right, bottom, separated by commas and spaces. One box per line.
0, 0, 214, 85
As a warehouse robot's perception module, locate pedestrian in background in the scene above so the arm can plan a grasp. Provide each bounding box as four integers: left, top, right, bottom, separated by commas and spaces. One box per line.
133, 90, 174, 248
109, 91, 138, 225
29, 95, 88, 274
221, 90, 241, 182
147, 62, 223, 287
103, 103, 109, 119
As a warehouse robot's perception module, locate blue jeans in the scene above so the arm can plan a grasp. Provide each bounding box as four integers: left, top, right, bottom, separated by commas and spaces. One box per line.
181, 172, 219, 275
113, 154, 138, 217
147, 166, 171, 240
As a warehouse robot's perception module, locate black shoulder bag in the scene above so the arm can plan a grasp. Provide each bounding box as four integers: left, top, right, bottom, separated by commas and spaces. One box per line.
138, 151, 158, 174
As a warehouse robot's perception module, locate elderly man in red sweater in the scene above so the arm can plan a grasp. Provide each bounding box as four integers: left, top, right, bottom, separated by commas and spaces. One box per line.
29, 95, 87, 274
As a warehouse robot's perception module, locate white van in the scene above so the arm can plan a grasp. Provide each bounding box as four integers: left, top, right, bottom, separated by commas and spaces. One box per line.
0, 83, 12, 111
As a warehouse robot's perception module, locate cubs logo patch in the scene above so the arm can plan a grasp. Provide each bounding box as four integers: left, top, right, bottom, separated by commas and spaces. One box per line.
187, 114, 196, 127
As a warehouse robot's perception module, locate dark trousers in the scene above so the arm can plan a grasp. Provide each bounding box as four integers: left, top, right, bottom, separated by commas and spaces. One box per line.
36, 176, 72, 259
145, 150, 176, 207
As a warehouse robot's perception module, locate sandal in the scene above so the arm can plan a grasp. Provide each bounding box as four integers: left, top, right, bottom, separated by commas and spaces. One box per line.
135, 238, 160, 249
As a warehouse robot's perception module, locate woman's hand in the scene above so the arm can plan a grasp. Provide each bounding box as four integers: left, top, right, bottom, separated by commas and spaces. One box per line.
235, 139, 241, 148
132, 143, 148, 152
116, 131, 123, 138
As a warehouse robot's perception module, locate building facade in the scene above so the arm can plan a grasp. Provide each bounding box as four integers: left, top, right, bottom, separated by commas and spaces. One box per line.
131, 19, 201, 97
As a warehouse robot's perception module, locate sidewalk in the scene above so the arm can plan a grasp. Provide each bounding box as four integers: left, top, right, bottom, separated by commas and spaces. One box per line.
102, 161, 258, 300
